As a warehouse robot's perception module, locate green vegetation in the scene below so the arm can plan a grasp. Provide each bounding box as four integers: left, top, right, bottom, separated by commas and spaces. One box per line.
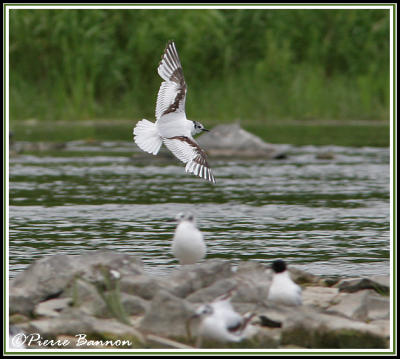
9, 8, 390, 128
10, 119, 389, 147
94, 266, 131, 326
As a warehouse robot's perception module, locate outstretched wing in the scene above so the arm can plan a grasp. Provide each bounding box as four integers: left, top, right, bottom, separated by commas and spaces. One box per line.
163, 136, 216, 184
156, 41, 187, 120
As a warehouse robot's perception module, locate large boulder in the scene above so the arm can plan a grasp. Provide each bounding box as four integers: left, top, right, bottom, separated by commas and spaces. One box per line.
166, 260, 234, 298
197, 123, 287, 158
9, 250, 144, 315
139, 290, 195, 338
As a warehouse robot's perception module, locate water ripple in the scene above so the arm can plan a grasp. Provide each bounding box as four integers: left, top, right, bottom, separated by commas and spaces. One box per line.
8, 143, 390, 278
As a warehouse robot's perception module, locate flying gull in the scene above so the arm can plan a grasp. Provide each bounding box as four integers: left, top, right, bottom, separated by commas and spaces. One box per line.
133, 41, 216, 183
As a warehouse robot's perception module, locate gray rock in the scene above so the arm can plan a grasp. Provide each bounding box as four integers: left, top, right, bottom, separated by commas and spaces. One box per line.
62, 277, 100, 303
280, 306, 388, 348
232, 267, 271, 308
258, 304, 299, 325
34, 298, 73, 318
369, 319, 391, 339
335, 277, 390, 295
79, 300, 109, 318
302, 286, 340, 309
287, 267, 321, 285
364, 294, 390, 321
186, 277, 238, 303
197, 123, 287, 158
285, 306, 386, 336
120, 274, 164, 300
369, 275, 390, 288
7, 252, 391, 349
316, 152, 335, 160
61, 278, 109, 317
10, 250, 143, 316
257, 297, 390, 347
236, 260, 269, 275
318, 276, 341, 287
120, 293, 149, 316
139, 290, 195, 338
327, 289, 390, 322
11, 141, 67, 154
167, 260, 234, 298
180, 261, 271, 313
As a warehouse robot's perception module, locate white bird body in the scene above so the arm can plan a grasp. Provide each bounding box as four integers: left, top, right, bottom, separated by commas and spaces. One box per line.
133, 41, 215, 183
156, 112, 192, 138
194, 294, 256, 343
268, 261, 302, 306
172, 213, 206, 265
211, 298, 243, 330
199, 311, 243, 342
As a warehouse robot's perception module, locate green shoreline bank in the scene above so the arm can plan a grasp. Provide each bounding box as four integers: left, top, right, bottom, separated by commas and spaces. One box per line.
9, 120, 390, 147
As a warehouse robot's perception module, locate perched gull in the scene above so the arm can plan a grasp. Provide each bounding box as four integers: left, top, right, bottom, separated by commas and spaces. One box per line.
133, 41, 216, 184
187, 291, 256, 345
171, 212, 206, 265
267, 259, 302, 306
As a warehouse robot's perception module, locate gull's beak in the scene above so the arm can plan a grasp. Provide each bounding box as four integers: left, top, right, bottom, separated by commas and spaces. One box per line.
202, 128, 209, 132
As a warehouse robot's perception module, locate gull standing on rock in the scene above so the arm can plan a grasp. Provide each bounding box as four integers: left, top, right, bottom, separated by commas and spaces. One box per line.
187, 291, 256, 345
171, 212, 206, 265
267, 259, 302, 306
133, 41, 216, 183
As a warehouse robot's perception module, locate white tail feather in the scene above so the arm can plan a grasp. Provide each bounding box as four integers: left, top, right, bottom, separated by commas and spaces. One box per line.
133, 119, 163, 155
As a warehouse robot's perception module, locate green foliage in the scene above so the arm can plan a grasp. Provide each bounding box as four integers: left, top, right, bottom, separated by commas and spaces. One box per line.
9, 9, 390, 123
10, 119, 389, 147
94, 266, 131, 326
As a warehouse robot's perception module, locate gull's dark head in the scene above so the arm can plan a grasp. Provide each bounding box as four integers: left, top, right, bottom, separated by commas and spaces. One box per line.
271, 259, 287, 274
192, 121, 209, 135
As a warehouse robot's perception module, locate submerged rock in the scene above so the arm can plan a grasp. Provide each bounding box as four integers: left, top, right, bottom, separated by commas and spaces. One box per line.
197, 123, 288, 159
10, 141, 67, 154
316, 152, 335, 160
8, 251, 390, 349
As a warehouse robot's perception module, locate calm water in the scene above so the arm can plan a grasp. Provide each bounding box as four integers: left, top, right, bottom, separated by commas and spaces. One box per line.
8, 141, 391, 279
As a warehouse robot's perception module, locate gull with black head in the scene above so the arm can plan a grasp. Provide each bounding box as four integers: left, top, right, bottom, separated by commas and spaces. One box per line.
267, 259, 302, 306
133, 41, 215, 183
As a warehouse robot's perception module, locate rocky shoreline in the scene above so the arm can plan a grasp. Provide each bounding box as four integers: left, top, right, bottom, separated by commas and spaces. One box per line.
8, 250, 390, 350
